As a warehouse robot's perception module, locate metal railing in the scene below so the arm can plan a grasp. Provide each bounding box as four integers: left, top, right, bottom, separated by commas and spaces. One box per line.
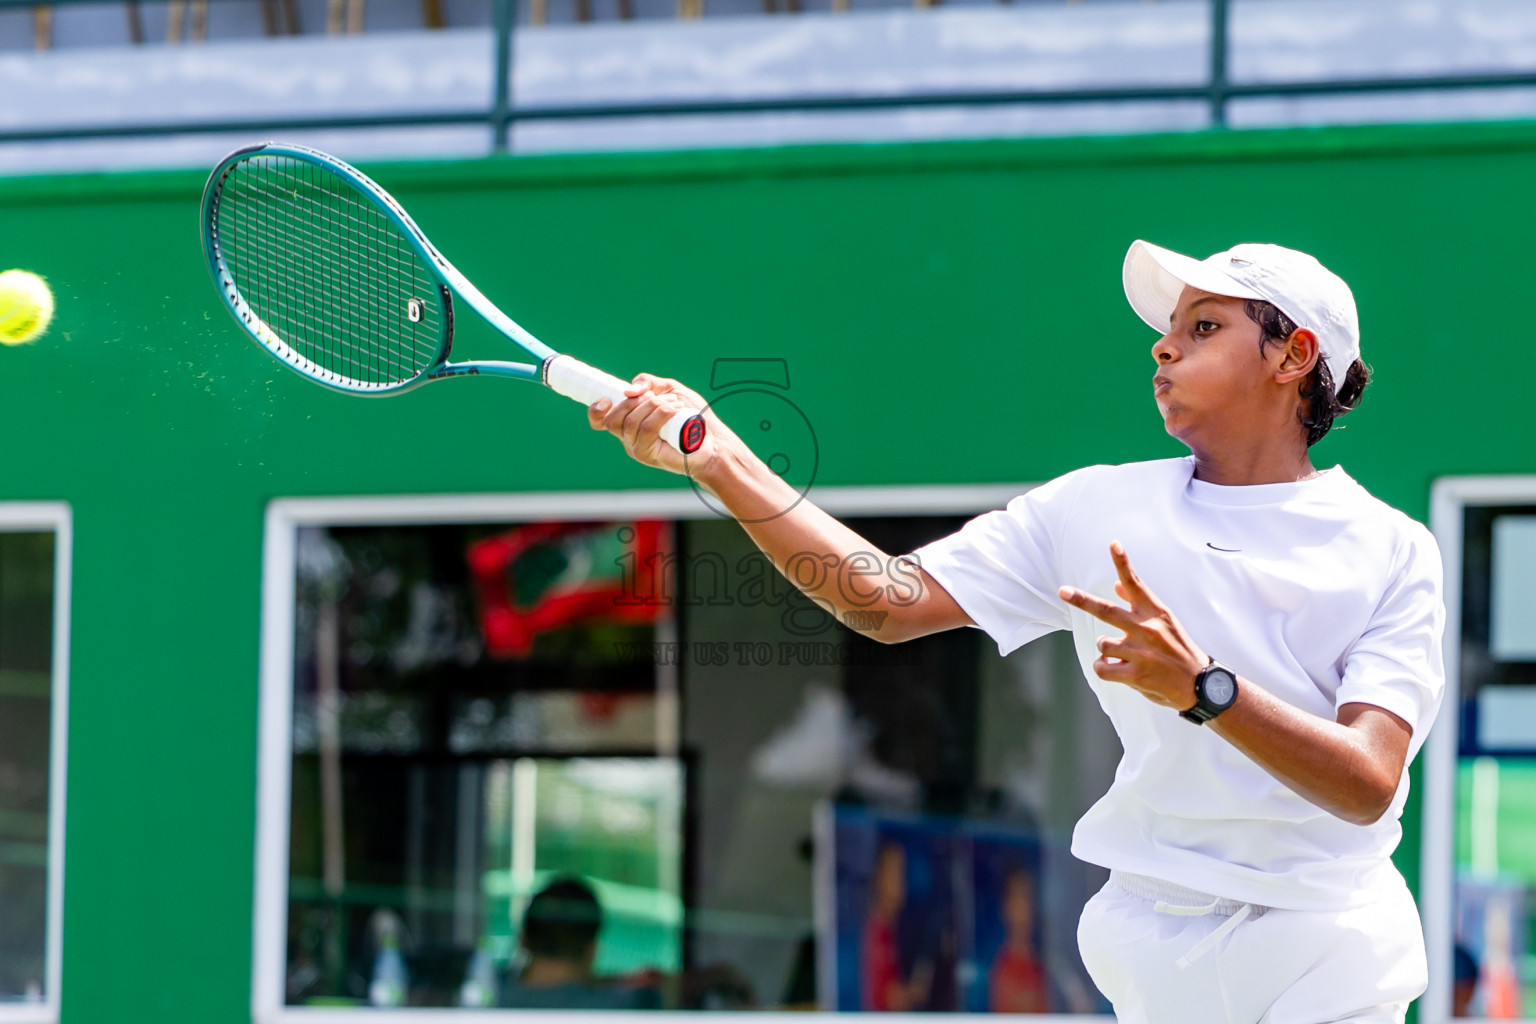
3, 0, 1536, 149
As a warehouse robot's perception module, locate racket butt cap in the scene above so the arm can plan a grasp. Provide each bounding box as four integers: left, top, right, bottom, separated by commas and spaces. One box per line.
680, 415, 706, 454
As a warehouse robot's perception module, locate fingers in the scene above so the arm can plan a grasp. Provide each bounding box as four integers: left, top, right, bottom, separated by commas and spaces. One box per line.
584, 373, 712, 478
609, 388, 654, 440
1092, 655, 1136, 683
588, 391, 636, 430
633, 396, 683, 451
630, 373, 708, 411
1058, 585, 1136, 629
1094, 634, 1135, 683
1059, 544, 1157, 626
595, 374, 692, 408
1096, 632, 1132, 660
588, 385, 693, 467
591, 383, 679, 436
1110, 541, 1155, 606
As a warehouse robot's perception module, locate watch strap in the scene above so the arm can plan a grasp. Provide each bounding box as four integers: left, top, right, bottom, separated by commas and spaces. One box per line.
1179, 702, 1220, 725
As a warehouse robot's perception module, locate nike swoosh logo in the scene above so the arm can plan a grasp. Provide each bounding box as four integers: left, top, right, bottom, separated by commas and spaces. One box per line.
1207, 543, 1241, 553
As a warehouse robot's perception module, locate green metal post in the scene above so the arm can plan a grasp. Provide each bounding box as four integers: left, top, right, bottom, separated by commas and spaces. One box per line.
1209, 0, 1230, 128
493, 0, 515, 152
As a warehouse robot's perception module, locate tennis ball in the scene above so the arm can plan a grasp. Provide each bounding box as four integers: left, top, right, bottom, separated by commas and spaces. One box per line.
0, 270, 55, 347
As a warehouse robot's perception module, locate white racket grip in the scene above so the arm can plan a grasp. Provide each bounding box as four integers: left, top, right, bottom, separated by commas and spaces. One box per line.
544, 354, 707, 454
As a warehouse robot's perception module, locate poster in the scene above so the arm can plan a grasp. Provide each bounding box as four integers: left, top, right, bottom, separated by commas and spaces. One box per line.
818, 804, 1094, 1014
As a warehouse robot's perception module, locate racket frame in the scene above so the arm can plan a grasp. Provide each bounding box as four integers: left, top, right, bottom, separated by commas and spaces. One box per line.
201, 141, 552, 396
202, 141, 707, 454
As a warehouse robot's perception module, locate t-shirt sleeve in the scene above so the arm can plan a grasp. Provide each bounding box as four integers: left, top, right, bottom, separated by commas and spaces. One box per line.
906, 470, 1084, 656
1335, 523, 1446, 756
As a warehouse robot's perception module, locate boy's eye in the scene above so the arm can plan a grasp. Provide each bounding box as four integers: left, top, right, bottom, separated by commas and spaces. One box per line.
1196, 319, 1219, 333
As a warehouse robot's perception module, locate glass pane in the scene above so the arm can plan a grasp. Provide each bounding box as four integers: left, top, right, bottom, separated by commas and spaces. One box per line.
678, 516, 1114, 1014
485, 758, 683, 998
1492, 516, 1536, 662
1453, 506, 1536, 1017
283, 514, 1115, 1013
1455, 757, 1536, 1017
0, 531, 55, 1003
286, 521, 669, 1009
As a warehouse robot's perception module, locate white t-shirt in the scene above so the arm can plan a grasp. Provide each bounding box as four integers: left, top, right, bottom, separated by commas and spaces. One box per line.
911, 457, 1445, 912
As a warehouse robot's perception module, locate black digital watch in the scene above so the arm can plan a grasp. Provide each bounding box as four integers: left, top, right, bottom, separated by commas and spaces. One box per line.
1180, 660, 1239, 725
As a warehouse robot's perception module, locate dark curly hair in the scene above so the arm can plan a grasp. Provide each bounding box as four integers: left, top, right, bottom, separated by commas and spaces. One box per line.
1244, 300, 1370, 447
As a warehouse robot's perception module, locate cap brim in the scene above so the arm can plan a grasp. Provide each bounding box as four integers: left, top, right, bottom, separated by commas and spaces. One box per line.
1122, 240, 1266, 334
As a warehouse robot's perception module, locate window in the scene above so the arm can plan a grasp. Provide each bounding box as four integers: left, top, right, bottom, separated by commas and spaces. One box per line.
0, 503, 71, 1024
1424, 478, 1536, 1023
253, 489, 1118, 1021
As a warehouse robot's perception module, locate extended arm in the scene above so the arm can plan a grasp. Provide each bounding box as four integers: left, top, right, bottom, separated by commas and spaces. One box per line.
587, 374, 972, 644
1061, 542, 1411, 826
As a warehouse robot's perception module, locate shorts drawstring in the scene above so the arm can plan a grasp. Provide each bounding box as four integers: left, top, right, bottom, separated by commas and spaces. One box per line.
1110, 871, 1266, 970
1155, 900, 1253, 968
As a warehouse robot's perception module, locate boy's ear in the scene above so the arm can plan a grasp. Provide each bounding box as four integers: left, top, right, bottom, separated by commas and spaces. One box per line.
1275, 328, 1321, 385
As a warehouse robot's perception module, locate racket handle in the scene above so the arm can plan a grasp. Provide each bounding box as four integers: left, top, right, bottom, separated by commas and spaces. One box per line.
544, 355, 706, 454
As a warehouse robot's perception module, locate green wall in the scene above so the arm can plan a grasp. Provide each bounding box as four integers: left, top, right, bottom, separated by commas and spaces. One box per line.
3, 119, 1535, 1022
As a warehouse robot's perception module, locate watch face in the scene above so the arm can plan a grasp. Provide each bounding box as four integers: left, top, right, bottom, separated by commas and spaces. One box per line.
1204, 669, 1237, 706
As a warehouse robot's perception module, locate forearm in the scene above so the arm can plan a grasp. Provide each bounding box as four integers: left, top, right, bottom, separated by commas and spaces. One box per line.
1209, 686, 1405, 826
692, 440, 954, 643
587, 377, 970, 642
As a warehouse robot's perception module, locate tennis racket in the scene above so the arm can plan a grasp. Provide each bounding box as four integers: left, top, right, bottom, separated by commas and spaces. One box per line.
199, 141, 706, 454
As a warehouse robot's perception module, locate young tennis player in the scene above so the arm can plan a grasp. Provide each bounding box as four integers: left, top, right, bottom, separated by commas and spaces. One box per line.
589, 241, 1442, 1023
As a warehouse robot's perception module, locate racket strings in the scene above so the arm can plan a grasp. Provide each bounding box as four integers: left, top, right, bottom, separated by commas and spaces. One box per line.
247, 156, 432, 383
231, 217, 422, 381
214, 154, 445, 388
228, 185, 419, 384
228, 166, 373, 371
242, 157, 431, 384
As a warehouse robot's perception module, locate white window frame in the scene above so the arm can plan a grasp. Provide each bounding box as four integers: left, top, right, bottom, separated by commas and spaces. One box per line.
1422, 476, 1536, 1024
0, 503, 72, 1024
254, 486, 1110, 1024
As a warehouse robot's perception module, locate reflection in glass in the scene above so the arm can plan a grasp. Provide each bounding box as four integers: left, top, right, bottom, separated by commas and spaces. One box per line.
284, 517, 1117, 1012
287, 523, 667, 1008
1491, 517, 1536, 661
1453, 507, 1536, 1016
0, 532, 55, 1003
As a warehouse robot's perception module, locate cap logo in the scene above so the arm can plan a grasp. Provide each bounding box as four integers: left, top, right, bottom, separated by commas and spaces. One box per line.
1229, 257, 1253, 267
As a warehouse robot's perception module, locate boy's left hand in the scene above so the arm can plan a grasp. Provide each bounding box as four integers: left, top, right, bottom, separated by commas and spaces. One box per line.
1059, 542, 1210, 711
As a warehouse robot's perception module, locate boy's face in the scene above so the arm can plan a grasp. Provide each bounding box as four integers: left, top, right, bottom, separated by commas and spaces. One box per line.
1151, 286, 1314, 450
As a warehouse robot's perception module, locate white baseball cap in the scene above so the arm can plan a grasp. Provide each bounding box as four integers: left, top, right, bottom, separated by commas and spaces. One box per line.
1122, 240, 1360, 393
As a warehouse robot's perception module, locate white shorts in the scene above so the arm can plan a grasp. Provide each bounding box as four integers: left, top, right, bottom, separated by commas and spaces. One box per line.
1076, 870, 1428, 1024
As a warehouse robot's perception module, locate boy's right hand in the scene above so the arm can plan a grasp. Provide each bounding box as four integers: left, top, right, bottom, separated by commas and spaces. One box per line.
587, 373, 737, 480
